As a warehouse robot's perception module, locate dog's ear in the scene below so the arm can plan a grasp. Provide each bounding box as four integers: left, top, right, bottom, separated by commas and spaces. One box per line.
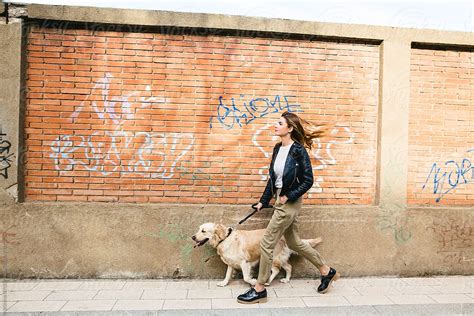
209, 224, 226, 247
215, 224, 227, 241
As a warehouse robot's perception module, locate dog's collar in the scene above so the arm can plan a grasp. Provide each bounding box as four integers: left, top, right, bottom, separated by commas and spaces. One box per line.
217, 227, 233, 246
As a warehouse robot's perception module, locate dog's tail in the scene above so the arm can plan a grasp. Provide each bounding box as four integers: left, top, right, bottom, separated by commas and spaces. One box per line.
303, 237, 323, 248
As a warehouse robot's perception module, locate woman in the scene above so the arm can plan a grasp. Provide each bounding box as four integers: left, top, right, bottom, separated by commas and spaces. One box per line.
237, 111, 340, 304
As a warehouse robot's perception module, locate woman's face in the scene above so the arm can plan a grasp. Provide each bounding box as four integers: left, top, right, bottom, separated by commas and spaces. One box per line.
274, 117, 292, 137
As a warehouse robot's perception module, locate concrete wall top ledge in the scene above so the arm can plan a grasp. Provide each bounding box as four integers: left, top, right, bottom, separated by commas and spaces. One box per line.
11, 201, 474, 213
17, 3, 474, 46
16, 201, 378, 211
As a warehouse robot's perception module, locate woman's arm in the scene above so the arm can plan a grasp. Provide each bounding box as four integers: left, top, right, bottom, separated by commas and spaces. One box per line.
259, 177, 273, 207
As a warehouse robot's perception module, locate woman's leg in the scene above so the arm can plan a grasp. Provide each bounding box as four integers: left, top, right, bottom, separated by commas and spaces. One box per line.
283, 217, 326, 269
256, 202, 295, 286
283, 204, 340, 293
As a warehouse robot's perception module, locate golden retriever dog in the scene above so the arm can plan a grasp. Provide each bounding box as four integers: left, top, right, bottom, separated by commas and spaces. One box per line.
192, 222, 322, 287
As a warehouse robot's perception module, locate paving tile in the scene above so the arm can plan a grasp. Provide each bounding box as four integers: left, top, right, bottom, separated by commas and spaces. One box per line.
188, 289, 233, 299
263, 297, 306, 308
166, 280, 209, 290
61, 300, 116, 311
209, 279, 249, 290
303, 295, 351, 307
45, 290, 98, 300
34, 281, 83, 291
431, 284, 474, 295
401, 277, 443, 286
78, 281, 126, 290
428, 294, 474, 304
387, 294, 437, 305
94, 289, 143, 300
288, 279, 318, 288
435, 276, 473, 287
375, 303, 474, 315
395, 285, 441, 295
355, 286, 401, 296
322, 285, 361, 296
113, 299, 164, 311
162, 299, 212, 310
336, 278, 371, 287
364, 278, 407, 287
3, 282, 39, 291
274, 287, 318, 297
142, 289, 187, 300
345, 295, 393, 306
211, 298, 261, 309
7, 300, 66, 312
3, 301, 17, 310
0, 290, 51, 301
123, 281, 168, 290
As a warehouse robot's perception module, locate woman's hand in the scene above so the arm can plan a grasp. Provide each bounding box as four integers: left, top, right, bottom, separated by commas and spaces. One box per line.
280, 195, 288, 204
255, 202, 263, 211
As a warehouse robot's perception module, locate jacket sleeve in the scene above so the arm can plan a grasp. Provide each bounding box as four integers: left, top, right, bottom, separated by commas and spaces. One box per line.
286, 147, 314, 202
259, 177, 273, 207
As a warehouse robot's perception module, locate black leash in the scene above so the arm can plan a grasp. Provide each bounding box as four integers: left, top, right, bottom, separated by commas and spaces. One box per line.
237, 202, 274, 226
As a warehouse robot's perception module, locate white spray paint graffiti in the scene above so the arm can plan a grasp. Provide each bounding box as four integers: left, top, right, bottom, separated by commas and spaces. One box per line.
252, 124, 354, 193
50, 73, 195, 179
50, 132, 194, 178
71, 73, 166, 124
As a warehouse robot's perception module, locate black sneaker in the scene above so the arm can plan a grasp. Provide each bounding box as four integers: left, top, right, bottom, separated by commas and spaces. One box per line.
317, 267, 340, 294
237, 287, 268, 304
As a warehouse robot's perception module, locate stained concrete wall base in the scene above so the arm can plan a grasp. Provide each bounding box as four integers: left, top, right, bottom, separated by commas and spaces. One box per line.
2, 202, 472, 279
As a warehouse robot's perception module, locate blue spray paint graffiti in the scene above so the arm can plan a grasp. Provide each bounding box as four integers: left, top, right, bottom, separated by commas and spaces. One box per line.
209, 95, 302, 129
422, 148, 474, 202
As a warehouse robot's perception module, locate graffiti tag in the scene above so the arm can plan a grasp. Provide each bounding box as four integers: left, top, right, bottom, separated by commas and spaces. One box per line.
210, 95, 302, 129
0, 132, 13, 179
422, 149, 474, 202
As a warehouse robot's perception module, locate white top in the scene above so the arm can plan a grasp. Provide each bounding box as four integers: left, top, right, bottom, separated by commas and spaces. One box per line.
273, 143, 293, 189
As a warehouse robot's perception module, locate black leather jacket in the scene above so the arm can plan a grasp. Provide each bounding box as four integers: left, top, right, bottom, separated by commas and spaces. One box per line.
259, 141, 314, 207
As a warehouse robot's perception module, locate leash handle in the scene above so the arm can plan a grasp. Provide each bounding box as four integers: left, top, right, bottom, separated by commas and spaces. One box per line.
251, 202, 273, 210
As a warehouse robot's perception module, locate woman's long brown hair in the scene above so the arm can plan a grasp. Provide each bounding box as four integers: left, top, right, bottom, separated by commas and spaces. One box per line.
281, 111, 324, 150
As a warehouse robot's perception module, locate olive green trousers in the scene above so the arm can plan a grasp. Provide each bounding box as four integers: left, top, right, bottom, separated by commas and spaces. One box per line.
257, 193, 326, 285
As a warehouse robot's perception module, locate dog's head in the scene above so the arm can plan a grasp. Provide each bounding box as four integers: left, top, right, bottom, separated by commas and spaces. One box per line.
191, 223, 230, 248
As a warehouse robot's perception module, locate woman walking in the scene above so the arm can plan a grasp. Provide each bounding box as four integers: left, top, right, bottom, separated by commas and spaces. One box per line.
237, 111, 340, 304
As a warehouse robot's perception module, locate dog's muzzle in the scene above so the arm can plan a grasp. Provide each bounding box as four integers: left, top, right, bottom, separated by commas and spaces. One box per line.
191, 235, 209, 248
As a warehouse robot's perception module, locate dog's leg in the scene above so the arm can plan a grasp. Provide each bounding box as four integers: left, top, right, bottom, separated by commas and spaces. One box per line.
241, 262, 257, 286
280, 262, 292, 283
265, 266, 280, 286
216, 265, 233, 287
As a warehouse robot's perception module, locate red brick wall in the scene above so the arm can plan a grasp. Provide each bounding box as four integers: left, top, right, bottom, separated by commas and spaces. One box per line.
409, 48, 474, 206
24, 25, 379, 204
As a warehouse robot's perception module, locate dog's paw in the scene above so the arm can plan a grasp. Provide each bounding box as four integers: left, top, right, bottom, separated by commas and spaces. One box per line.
216, 281, 228, 287
280, 278, 290, 283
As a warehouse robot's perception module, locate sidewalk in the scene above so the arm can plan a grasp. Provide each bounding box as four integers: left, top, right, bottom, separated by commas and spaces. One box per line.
2, 276, 473, 315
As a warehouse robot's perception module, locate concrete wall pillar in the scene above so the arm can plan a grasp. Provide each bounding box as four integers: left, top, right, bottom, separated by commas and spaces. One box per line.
377, 39, 411, 210
0, 21, 23, 201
